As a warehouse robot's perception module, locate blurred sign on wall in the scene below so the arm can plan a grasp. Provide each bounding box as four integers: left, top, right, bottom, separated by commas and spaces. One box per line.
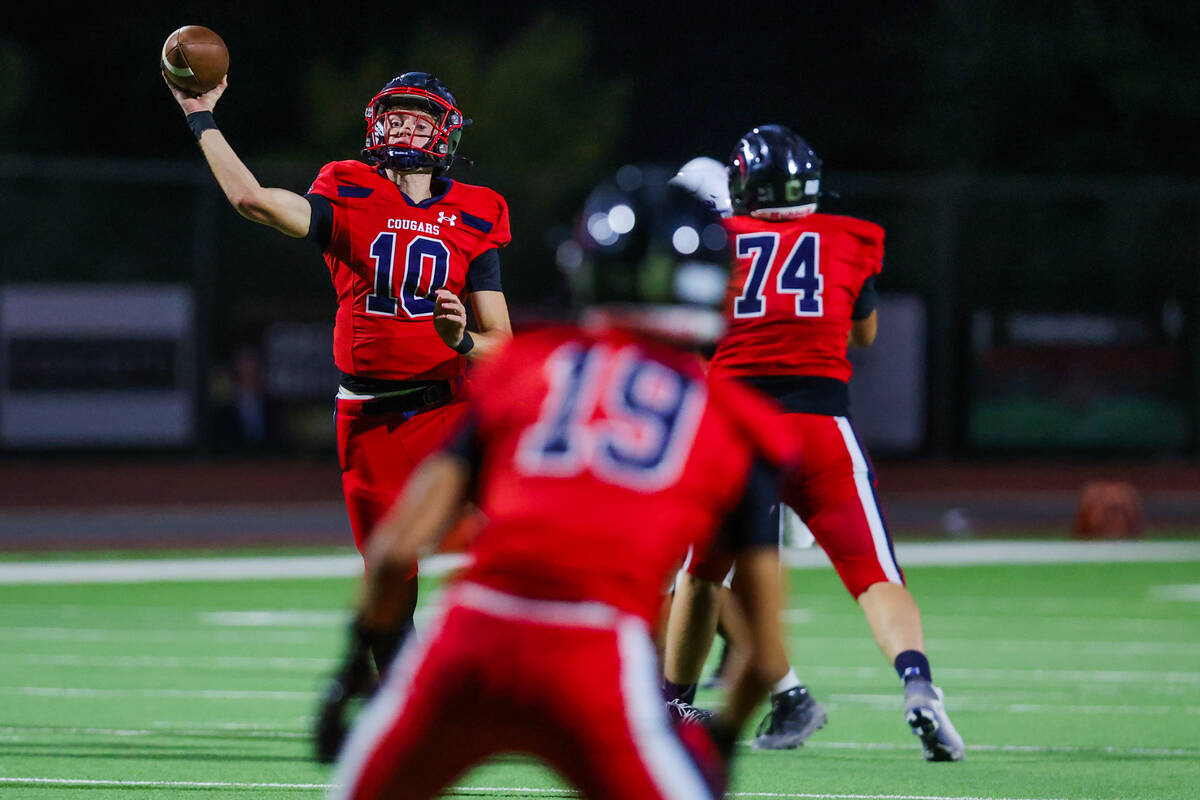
967, 309, 1190, 451
0, 284, 195, 447
262, 321, 339, 449
847, 294, 927, 453
263, 322, 337, 400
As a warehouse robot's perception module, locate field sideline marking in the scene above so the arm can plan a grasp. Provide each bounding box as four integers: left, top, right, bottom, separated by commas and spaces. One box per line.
1, 540, 1199, 585
0, 778, 1086, 799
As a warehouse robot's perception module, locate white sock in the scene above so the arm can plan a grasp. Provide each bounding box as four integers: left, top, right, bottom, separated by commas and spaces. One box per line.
772, 668, 801, 697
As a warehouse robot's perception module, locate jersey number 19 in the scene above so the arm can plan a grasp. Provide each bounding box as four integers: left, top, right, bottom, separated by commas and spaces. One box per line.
517, 342, 705, 491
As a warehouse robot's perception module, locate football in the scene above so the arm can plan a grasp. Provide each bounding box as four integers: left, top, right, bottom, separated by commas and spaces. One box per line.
161, 25, 228, 95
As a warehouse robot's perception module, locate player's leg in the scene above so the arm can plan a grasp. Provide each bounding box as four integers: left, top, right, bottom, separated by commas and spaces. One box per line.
662, 570, 722, 707
663, 473, 823, 748
335, 400, 422, 673
336, 399, 469, 674
329, 607, 493, 800
731, 564, 826, 749
682, 494, 822, 750
796, 414, 963, 761
858, 580, 924, 661
701, 585, 750, 689
545, 618, 720, 800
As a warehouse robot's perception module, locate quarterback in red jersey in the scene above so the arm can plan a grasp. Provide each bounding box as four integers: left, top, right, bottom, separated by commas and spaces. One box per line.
315, 177, 796, 800
165, 70, 512, 668
669, 126, 964, 761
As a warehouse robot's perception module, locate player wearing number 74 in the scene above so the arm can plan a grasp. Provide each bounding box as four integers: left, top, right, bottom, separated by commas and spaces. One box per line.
163, 68, 513, 672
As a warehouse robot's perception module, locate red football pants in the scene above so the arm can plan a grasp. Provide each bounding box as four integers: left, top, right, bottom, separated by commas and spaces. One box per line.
335, 396, 469, 556
689, 413, 903, 598
330, 582, 716, 800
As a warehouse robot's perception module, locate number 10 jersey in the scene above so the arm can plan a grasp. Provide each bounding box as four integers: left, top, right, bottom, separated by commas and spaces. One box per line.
307, 160, 511, 382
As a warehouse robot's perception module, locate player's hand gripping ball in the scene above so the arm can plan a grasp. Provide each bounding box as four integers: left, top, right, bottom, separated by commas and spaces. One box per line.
161, 26, 228, 95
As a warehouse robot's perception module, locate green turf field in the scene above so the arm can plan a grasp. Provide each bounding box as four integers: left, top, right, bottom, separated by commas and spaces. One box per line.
0, 546, 1197, 799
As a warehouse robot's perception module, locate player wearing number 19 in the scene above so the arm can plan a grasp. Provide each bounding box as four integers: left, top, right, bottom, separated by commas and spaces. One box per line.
319, 176, 797, 798
163, 70, 513, 670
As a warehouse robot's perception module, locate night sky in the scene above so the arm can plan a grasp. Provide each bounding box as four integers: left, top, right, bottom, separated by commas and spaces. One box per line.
3, 2, 903, 163
13, 1, 1196, 175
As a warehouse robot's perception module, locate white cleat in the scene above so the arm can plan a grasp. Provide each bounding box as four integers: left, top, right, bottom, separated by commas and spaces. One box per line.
904, 680, 965, 762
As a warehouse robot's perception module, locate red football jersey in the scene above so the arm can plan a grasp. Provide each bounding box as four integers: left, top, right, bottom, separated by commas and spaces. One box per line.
454, 325, 797, 625
708, 213, 883, 382
308, 161, 511, 381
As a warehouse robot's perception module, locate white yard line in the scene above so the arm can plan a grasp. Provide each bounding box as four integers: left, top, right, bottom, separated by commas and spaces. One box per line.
777, 636, 1200, 655
0, 552, 462, 585
728, 794, 1082, 800
198, 610, 348, 626
0, 777, 330, 790
782, 540, 1200, 568
2, 686, 312, 700
0, 626, 326, 643
6, 654, 1197, 685
2, 725, 1194, 759
0, 653, 335, 670
795, 665, 1200, 684
1149, 583, 1200, 601
826, 693, 1200, 714
1, 540, 1198, 585
0, 778, 1087, 800
0, 724, 310, 739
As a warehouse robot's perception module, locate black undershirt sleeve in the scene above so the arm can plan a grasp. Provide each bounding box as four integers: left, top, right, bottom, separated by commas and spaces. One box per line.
717, 457, 783, 552
305, 194, 333, 251
851, 275, 878, 321
465, 248, 502, 293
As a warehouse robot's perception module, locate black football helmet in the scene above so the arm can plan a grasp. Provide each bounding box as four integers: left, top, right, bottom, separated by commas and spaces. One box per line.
559, 164, 731, 344
728, 124, 822, 219
363, 72, 467, 175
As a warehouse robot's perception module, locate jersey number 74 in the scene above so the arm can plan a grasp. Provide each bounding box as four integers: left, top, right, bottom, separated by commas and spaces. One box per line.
733, 232, 823, 319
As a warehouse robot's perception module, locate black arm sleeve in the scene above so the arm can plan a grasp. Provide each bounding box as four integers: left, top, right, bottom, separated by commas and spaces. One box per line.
465, 248, 502, 293
717, 456, 782, 552
851, 275, 878, 321
305, 194, 333, 250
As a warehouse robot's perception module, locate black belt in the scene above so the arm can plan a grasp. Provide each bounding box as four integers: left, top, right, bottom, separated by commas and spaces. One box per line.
340, 374, 454, 417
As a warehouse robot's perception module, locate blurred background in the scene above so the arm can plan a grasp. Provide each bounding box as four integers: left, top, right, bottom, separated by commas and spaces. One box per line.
2, 0, 1198, 546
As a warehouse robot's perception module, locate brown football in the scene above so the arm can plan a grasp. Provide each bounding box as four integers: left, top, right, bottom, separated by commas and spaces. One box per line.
161, 25, 228, 95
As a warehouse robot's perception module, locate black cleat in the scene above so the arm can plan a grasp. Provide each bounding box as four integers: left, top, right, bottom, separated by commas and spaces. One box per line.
666, 698, 716, 726
752, 685, 827, 749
